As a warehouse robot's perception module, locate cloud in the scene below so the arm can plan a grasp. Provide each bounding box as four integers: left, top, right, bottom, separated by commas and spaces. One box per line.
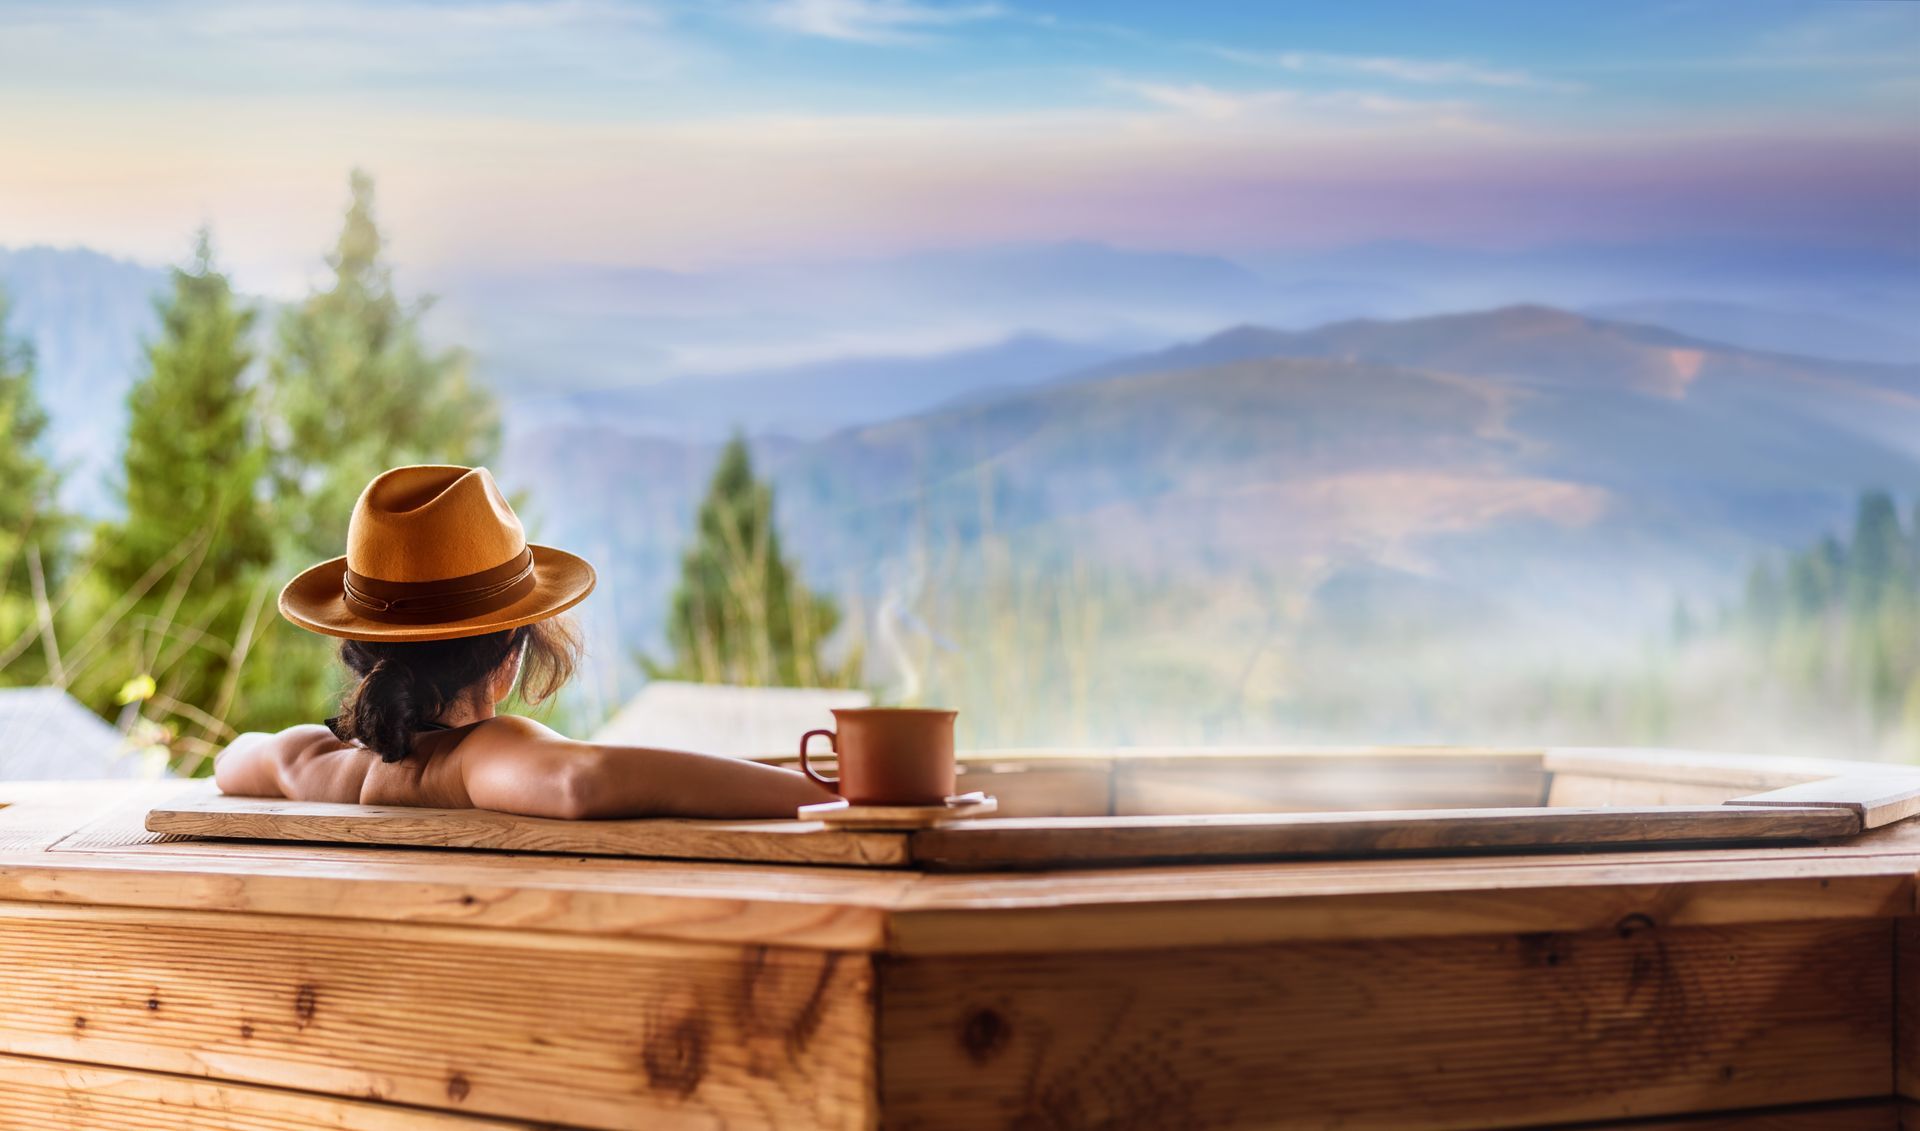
756, 0, 1002, 45
1112, 81, 1292, 120
0, 0, 694, 91
1213, 46, 1572, 91
1112, 78, 1481, 131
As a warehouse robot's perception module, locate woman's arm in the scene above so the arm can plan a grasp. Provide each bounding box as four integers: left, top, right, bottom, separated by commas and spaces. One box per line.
213, 725, 373, 803
458, 716, 837, 819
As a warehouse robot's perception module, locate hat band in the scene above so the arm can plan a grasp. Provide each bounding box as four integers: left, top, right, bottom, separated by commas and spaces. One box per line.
342, 548, 538, 625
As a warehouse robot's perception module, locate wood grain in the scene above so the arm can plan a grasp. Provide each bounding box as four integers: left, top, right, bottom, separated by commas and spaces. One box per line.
0, 782, 1911, 955
1735, 776, 1920, 830
147, 792, 910, 867
907, 805, 1862, 870
0, 781, 166, 853
0, 902, 875, 1131
887, 862, 1912, 954
0, 1053, 552, 1130
879, 920, 1893, 1131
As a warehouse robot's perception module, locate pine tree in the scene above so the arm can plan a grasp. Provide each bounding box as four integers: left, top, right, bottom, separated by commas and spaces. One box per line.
649, 436, 854, 687
246, 171, 501, 735
268, 170, 499, 560
1848, 489, 1903, 615
95, 231, 274, 756
0, 286, 68, 686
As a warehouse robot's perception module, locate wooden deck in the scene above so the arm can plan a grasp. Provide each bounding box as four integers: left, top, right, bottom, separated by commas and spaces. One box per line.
0, 748, 1917, 1129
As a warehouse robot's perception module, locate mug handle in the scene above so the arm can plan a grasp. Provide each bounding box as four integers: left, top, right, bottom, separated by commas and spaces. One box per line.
799, 729, 839, 789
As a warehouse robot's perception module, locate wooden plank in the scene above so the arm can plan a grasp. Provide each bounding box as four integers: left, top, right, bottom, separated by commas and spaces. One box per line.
0, 902, 875, 1131
1735, 776, 1920, 830
1900, 919, 1920, 1102
0, 1052, 550, 1130
2, 847, 903, 950
0, 781, 171, 853
0, 782, 1916, 955
887, 862, 1913, 955
1544, 748, 1914, 792
908, 806, 1862, 871
1113, 750, 1547, 814
1547, 774, 1757, 807
879, 920, 1894, 1131
1555, 1099, 1896, 1129
146, 792, 910, 867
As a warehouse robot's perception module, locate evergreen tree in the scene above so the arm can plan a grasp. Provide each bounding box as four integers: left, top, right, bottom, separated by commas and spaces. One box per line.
95, 231, 274, 755
268, 170, 498, 560
0, 286, 67, 685
247, 171, 500, 734
649, 436, 854, 687
1721, 489, 1920, 753
1849, 489, 1904, 615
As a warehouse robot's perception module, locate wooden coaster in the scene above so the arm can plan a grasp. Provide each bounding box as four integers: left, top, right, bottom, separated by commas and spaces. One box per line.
799, 791, 997, 830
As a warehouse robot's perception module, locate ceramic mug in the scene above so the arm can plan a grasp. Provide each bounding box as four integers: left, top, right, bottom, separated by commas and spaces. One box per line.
799, 708, 959, 806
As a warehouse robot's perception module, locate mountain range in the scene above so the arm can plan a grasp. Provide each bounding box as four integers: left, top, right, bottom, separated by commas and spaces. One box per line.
7, 242, 1919, 734
500, 305, 1920, 704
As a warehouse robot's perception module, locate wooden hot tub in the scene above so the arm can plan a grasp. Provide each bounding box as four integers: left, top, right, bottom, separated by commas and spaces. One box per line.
0, 745, 1915, 1130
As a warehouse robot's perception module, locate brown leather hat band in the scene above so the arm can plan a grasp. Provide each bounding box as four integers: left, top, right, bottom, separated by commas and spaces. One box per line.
342, 548, 537, 625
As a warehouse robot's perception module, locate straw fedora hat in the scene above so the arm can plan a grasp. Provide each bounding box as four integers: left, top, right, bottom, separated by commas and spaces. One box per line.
279, 465, 595, 642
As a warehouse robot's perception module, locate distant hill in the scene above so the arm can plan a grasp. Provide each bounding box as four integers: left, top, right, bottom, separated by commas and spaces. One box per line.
1584, 299, 1920, 365
510, 332, 1122, 441
435, 240, 1287, 399
506, 304, 1920, 682
1068, 304, 1920, 398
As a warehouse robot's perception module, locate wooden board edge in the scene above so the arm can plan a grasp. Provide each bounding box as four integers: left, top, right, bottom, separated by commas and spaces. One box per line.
0, 1050, 551, 1130
144, 800, 914, 868
904, 806, 1864, 871
1734, 778, 1920, 830
881, 872, 1916, 954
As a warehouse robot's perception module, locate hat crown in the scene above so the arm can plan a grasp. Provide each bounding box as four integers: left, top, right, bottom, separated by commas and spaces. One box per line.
345, 466, 526, 584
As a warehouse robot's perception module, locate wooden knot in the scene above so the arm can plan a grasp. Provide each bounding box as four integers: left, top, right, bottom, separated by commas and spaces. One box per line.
736, 948, 840, 1056
961, 1007, 1011, 1064
642, 991, 709, 1099
293, 984, 319, 1028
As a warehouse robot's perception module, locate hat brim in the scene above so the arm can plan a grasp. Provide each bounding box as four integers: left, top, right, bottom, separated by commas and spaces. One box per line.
279, 545, 596, 642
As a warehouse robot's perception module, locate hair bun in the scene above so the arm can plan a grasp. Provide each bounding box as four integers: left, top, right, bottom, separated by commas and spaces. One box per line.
338, 656, 428, 763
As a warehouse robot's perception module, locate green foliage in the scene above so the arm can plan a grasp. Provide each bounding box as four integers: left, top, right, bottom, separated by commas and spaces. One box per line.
1, 174, 511, 771
268, 170, 499, 562
87, 231, 276, 766
0, 289, 63, 569
649, 436, 856, 688
244, 171, 504, 733
0, 286, 69, 687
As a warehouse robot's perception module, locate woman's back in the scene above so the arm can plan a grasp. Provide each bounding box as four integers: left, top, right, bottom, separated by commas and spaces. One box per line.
215, 464, 837, 820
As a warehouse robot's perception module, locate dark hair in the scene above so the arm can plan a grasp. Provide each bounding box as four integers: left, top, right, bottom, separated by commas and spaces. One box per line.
335, 615, 583, 762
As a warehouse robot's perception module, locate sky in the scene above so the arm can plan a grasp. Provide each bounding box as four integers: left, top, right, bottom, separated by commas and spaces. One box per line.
1, 0, 1916, 294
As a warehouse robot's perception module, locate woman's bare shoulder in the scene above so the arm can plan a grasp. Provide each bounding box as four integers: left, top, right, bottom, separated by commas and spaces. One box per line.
215, 724, 372, 801
466, 714, 570, 744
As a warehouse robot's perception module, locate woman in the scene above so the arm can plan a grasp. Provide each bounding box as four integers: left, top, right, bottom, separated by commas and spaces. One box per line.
214, 464, 837, 819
